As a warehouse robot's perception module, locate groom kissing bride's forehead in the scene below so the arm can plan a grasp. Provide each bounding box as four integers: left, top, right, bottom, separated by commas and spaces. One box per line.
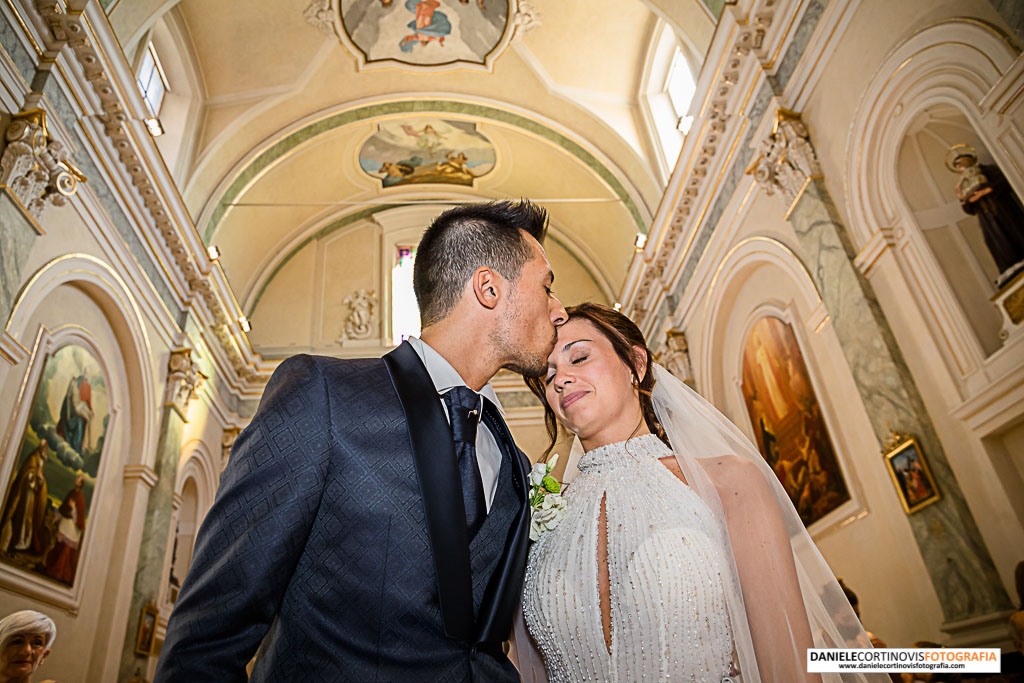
155, 200, 567, 682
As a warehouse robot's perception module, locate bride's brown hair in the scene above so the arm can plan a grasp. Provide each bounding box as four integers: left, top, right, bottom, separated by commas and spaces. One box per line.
525, 302, 670, 458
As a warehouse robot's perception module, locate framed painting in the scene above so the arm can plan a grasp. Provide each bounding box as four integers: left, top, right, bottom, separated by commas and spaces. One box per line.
883, 434, 941, 514
0, 344, 109, 588
740, 316, 850, 526
135, 602, 159, 656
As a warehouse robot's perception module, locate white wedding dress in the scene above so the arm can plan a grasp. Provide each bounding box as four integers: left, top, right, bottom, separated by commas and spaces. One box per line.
522, 434, 741, 682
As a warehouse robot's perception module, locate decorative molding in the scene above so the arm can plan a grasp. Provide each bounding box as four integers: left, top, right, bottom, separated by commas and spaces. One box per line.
30, 1, 264, 388
303, 0, 334, 36
337, 288, 376, 345
658, 329, 695, 389
627, 0, 779, 322
220, 426, 240, 472
746, 108, 821, 208
121, 464, 157, 491
163, 349, 205, 421
0, 108, 85, 219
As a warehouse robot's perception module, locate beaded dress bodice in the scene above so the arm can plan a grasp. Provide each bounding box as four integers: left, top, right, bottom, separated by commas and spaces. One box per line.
522, 434, 739, 682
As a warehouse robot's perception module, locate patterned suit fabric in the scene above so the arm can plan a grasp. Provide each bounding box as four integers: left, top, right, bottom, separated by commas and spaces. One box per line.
155, 348, 528, 682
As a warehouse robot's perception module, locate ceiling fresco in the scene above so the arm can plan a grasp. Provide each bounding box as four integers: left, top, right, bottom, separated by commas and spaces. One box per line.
358, 117, 497, 187
338, 0, 512, 69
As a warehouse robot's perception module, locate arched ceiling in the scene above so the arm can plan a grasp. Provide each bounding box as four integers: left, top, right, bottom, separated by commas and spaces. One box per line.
106, 0, 717, 353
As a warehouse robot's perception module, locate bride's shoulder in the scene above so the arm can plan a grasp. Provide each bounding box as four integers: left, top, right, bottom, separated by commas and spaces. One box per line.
698, 454, 774, 500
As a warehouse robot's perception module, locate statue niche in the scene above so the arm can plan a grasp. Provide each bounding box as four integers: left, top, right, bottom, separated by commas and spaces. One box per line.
948, 145, 1024, 288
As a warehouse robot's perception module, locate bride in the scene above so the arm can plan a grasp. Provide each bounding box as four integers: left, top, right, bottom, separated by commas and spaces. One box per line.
514, 303, 885, 683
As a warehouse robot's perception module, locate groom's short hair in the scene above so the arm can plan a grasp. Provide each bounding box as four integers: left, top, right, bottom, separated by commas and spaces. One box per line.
414, 200, 548, 327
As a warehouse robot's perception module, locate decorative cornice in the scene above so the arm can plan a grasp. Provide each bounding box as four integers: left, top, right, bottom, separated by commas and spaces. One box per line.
746, 108, 821, 208
29, 0, 265, 387
627, 0, 779, 322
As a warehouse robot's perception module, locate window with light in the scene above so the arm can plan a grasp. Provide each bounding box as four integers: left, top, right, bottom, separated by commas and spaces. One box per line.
136, 43, 168, 118
391, 245, 421, 345
666, 48, 695, 135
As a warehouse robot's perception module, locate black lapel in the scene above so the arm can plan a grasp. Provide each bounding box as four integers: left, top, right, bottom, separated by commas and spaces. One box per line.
474, 401, 531, 644
383, 342, 474, 642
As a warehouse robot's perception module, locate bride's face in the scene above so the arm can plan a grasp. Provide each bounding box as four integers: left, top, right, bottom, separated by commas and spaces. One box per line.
543, 318, 647, 450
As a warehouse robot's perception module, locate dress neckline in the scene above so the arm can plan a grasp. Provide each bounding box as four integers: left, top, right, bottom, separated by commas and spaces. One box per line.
577, 433, 672, 471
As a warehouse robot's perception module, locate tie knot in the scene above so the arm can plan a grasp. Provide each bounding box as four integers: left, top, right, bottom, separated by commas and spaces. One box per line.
444, 386, 481, 444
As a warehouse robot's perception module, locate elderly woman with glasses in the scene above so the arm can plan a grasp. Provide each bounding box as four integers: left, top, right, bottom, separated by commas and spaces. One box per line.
0, 610, 56, 683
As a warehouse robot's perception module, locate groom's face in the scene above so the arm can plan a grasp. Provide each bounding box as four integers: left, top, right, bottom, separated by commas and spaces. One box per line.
495, 236, 567, 378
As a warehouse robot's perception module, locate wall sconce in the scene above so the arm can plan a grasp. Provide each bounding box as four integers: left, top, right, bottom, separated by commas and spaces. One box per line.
207, 245, 221, 261
145, 117, 164, 137
238, 316, 251, 332
634, 233, 647, 250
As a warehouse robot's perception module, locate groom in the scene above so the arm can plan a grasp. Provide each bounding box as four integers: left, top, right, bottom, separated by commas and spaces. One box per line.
155, 200, 567, 681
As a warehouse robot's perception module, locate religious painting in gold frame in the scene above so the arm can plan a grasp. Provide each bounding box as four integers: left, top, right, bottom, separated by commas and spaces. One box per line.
883, 434, 941, 514
135, 601, 159, 656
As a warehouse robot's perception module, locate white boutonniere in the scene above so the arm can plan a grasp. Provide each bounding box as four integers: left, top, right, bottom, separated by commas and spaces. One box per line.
528, 453, 568, 542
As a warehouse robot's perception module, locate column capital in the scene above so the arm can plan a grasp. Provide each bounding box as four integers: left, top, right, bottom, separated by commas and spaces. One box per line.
164, 349, 206, 421
658, 329, 696, 389
747, 109, 822, 211
0, 108, 86, 222
221, 426, 241, 472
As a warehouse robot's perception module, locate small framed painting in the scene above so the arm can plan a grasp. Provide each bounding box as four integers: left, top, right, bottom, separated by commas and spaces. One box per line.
883, 434, 941, 514
135, 602, 159, 656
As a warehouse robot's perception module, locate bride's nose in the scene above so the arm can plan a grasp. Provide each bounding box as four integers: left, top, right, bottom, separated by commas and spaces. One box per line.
552, 371, 573, 392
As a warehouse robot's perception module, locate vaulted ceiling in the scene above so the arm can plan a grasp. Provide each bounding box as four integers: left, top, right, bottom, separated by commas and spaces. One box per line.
105, 0, 716, 354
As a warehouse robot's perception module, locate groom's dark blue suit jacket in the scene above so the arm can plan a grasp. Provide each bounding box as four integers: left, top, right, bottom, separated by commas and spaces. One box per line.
155, 342, 531, 682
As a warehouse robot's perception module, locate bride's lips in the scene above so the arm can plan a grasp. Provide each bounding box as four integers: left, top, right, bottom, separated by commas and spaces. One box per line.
560, 390, 587, 411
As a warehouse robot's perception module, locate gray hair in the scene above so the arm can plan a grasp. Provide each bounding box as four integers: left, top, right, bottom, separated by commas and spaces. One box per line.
0, 610, 56, 649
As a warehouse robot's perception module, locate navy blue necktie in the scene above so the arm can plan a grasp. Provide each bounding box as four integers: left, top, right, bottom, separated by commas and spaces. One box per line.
443, 386, 487, 539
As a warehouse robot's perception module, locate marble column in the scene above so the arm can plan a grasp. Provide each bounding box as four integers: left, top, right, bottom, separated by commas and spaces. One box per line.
0, 108, 85, 322
119, 349, 205, 681
750, 110, 1012, 625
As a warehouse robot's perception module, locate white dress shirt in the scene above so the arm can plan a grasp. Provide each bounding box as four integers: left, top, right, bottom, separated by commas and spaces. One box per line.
407, 336, 505, 511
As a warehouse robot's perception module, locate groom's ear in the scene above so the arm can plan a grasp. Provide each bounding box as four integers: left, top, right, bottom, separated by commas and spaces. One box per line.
471, 266, 501, 310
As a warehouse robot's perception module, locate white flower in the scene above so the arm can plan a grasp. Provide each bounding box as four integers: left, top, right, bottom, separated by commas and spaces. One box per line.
529, 462, 547, 487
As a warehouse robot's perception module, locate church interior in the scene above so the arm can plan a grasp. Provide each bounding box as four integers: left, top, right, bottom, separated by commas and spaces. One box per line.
0, 0, 1022, 679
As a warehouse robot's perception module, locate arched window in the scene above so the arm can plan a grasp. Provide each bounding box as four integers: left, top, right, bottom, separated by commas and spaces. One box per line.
391, 245, 420, 345
640, 21, 698, 181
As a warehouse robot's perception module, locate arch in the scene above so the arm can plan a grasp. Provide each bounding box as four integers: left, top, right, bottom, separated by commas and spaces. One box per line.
846, 18, 1018, 251
242, 194, 619, 315
176, 439, 218, 517
698, 236, 822, 403
5, 254, 157, 469
195, 97, 653, 244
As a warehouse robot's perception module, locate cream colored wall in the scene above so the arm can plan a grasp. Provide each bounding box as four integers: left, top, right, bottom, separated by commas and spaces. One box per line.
248, 220, 609, 354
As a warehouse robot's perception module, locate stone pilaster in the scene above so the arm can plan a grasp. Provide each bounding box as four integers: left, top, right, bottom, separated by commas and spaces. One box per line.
119, 350, 204, 681
750, 110, 1012, 624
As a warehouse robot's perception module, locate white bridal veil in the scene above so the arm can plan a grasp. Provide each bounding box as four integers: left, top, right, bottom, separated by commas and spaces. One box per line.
513, 364, 887, 683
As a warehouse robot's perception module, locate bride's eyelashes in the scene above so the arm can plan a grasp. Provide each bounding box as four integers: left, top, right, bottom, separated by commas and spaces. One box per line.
543, 354, 590, 385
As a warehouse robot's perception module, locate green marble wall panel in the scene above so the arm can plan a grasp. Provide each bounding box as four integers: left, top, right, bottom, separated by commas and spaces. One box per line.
119, 403, 184, 680
787, 178, 1011, 622
0, 193, 39, 322
0, 10, 36, 86
991, 0, 1024, 45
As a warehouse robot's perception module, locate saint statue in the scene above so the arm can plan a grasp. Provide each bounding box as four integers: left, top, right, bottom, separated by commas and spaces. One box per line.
949, 145, 1024, 287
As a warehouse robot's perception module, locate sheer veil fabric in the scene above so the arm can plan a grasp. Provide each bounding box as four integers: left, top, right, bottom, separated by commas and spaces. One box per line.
512, 364, 886, 683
